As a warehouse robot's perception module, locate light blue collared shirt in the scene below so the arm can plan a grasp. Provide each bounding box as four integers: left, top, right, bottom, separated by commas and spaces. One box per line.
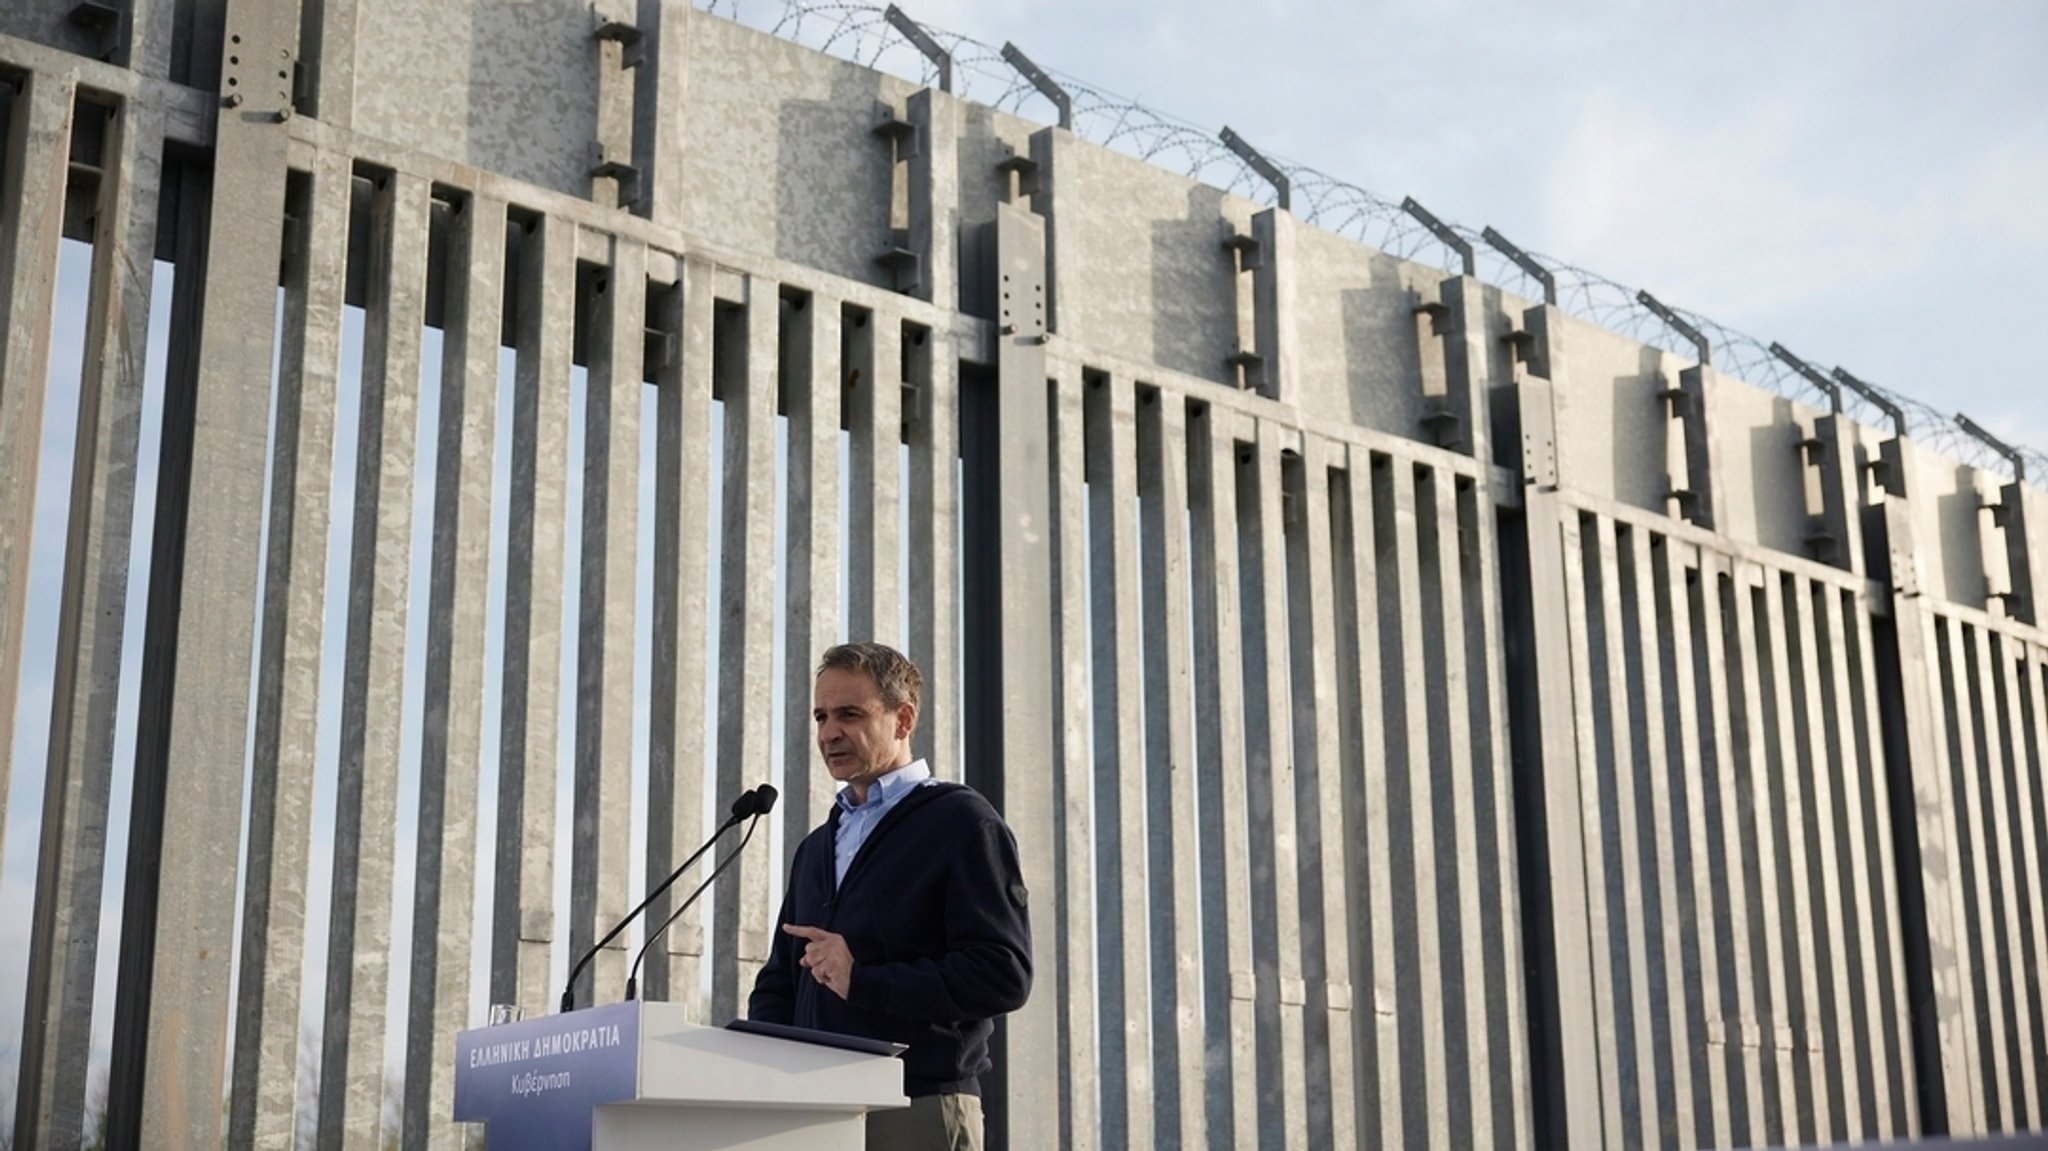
834, 759, 933, 888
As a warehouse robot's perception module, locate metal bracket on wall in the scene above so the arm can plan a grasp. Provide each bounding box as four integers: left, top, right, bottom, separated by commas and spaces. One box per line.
1422, 406, 1462, 449
995, 145, 1040, 202
1768, 342, 1843, 414
593, 17, 645, 68
1412, 297, 1450, 327
219, 17, 297, 120
1890, 545, 1922, 598
589, 146, 641, 208
876, 234, 921, 294
872, 107, 919, 156
1225, 348, 1264, 390
1221, 231, 1262, 271
1955, 413, 2027, 484
1401, 197, 1474, 277
1832, 367, 1907, 439
1658, 385, 1694, 419
1219, 127, 1289, 211
1503, 325, 1535, 359
1804, 525, 1841, 564
883, 5, 952, 93
999, 42, 1071, 129
1480, 226, 1557, 305
1636, 290, 1711, 367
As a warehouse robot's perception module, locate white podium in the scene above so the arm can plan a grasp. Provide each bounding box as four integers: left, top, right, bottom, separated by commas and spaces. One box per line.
452, 1001, 908, 1150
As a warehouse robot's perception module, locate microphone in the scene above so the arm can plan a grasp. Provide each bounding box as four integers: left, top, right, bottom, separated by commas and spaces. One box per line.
559, 784, 775, 1013
627, 784, 778, 1000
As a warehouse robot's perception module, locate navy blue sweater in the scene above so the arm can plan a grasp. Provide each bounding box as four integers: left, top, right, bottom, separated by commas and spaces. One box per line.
747, 781, 1032, 1097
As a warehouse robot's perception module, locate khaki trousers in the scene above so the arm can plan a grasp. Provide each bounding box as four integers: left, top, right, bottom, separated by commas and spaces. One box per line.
864, 1093, 983, 1151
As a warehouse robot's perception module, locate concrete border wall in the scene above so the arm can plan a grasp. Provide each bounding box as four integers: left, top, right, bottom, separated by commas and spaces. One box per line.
0, 2, 2044, 1148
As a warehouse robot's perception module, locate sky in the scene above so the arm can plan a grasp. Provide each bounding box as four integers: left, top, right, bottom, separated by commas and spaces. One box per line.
5, 0, 2047, 1134
870, 0, 2048, 449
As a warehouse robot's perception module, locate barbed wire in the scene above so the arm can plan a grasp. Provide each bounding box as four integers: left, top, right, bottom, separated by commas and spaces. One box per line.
693, 0, 2042, 489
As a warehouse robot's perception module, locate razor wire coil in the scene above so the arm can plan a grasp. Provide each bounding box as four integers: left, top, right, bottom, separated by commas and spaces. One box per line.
696, 0, 2039, 488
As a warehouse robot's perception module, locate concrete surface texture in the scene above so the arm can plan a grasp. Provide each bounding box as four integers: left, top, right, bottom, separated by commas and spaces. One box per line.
0, 0, 2044, 1148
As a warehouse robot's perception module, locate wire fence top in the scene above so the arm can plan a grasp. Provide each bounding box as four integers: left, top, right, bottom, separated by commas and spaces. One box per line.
695, 0, 2040, 488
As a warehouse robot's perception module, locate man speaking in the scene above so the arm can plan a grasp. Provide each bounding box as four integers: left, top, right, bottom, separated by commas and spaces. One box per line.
749, 643, 1032, 1151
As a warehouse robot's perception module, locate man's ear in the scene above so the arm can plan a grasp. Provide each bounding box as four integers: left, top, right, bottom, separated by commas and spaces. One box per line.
895, 701, 918, 742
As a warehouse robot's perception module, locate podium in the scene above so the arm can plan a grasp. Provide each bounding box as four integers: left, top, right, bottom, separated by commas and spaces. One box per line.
452, 1001, 908, 1150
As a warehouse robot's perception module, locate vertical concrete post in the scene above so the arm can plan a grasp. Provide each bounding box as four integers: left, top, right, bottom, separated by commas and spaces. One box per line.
1499, 304, 1608, 1148
128, 0, 179, 79
591, 0, 638, 207
783, 291, 843, 869
226, 149, 348, 1151
961, 200, 1057, 1150
1085, 368, 1151, 1149
633, 0, 690, 231
645, 255, 714, 1010
1290, 432, 1360, 1151
909, 325, 961, 772
1423, 275, 1497, 462
303, 0, 358, 126
570, 235, 646, 1005
711, 273, 781, 1019
1250, 207, 1298, 406
908, 88, 957, 311
321, 167, 429, 1151
1241, 422, 1311, 1149
408, 190, 508, 1151
1787, 570, 1863, 1141
2019, 485, 2048, 627
1805, 414, 1867, 574
1668, 365, 1725, 531
846, 310, 903, 646
493, 209, 576, 1018
108, 0, 298, 1138
1137, 385, 1208, 1150
1334, 441, 1404, 1148
1026, 125, 1067, 334
1873, 434, 1981, 1133
16, 93, 164, 1151
1989, 480, 2036, 626
1046, 360, 1102, 1149
0, 70, 74, 881
1190, 407, 1263, 1150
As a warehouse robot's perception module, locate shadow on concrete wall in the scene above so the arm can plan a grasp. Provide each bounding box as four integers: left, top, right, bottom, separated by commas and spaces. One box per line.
1938, 463, 1989, 609
1612, 344, 1672, 516
1751, 398, 1813, 558
1477, 281, 1522, 472
1340, 257, 1425, 438
1150, 184, 1234, 387
465, 0, 597, 198
776, 65, 895, 292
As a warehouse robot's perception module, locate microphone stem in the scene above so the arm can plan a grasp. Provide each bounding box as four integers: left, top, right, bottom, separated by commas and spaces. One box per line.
629, 815, 764, 993
560, 812, 741, 1013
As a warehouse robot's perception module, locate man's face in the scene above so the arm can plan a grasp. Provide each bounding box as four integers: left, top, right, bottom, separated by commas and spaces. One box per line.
813, 667, 915, 789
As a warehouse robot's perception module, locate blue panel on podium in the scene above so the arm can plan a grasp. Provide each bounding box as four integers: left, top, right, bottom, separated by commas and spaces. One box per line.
453, 1001, 641, 1151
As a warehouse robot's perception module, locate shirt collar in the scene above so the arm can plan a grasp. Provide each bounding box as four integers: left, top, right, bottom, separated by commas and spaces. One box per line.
835, 758, 932, 812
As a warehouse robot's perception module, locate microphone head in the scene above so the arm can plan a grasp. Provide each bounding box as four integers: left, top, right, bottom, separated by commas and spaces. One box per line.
729, 789, 761, 820
752, 783, 779, 814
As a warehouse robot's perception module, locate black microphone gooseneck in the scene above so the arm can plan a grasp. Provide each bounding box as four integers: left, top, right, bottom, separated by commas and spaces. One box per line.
627, 784, 778, 1001
559, 784, 770, 1013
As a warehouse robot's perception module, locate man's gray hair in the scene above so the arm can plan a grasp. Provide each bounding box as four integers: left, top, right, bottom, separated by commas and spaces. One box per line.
817, 642, 924, 711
